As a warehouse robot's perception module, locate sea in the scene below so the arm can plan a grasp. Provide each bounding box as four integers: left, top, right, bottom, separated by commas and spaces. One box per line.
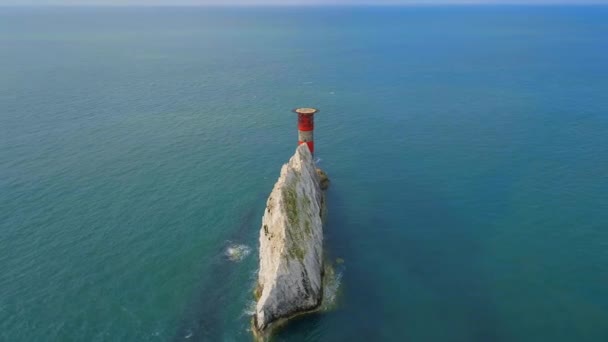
1, 5, 607, 341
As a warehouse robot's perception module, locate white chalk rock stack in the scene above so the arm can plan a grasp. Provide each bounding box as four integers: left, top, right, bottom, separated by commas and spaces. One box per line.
254, 144, 325, 332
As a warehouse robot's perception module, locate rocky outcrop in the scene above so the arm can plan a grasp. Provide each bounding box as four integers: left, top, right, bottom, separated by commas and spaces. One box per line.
316, 168, 330, 190
253, 144, 326, 333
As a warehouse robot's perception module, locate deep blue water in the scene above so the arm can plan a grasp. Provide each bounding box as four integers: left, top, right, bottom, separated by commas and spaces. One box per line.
1, 5, 608, 341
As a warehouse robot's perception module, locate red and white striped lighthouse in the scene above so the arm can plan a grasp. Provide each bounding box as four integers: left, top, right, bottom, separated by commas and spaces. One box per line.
293, 107, 319, 154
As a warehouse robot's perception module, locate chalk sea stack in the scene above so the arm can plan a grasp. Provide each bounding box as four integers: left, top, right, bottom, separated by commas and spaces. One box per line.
253, 143, 328, 335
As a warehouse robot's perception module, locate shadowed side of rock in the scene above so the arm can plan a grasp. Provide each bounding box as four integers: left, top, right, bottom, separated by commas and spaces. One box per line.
253, 144, 327, 334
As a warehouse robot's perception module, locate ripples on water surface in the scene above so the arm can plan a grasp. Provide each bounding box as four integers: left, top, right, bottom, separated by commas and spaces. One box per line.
1, 5, 608, 341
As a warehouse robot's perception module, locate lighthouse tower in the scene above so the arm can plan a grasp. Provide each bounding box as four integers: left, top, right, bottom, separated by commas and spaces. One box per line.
293, 107, 319, 155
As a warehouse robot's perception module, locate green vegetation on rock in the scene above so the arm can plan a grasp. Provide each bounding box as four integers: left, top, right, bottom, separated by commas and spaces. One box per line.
283, 182, 299, 227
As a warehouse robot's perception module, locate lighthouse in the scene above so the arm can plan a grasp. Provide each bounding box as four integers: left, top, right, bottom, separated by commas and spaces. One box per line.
293, 107, 319, 154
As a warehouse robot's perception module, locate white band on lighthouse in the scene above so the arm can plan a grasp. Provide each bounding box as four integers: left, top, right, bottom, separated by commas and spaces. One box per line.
298, 130, 313, 142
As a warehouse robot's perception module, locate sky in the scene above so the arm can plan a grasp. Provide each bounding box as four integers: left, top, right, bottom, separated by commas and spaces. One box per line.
1, 0, 606, 5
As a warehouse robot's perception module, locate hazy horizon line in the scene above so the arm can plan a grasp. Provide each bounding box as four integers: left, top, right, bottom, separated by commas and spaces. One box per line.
2, 2, 607, 6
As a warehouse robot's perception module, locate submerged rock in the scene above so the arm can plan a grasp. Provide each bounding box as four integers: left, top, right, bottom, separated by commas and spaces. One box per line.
253, 144, 327, 334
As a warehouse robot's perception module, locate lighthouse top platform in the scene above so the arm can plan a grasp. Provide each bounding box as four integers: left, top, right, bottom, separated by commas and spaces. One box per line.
293, 108, 318, 115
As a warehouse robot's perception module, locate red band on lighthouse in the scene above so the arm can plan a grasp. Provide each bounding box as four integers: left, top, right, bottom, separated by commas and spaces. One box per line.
298, 141, 314, 153
297, 113, 314, 131
293, 108, 318, 155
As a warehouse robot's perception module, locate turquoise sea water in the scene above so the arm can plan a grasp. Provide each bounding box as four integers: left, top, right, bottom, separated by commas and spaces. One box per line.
1, 6, 608, 341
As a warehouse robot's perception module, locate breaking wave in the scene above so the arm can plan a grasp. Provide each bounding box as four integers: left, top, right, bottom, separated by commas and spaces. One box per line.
224, 243, 251, 262
242, 300, 257, 317
321, 265, 343, 310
